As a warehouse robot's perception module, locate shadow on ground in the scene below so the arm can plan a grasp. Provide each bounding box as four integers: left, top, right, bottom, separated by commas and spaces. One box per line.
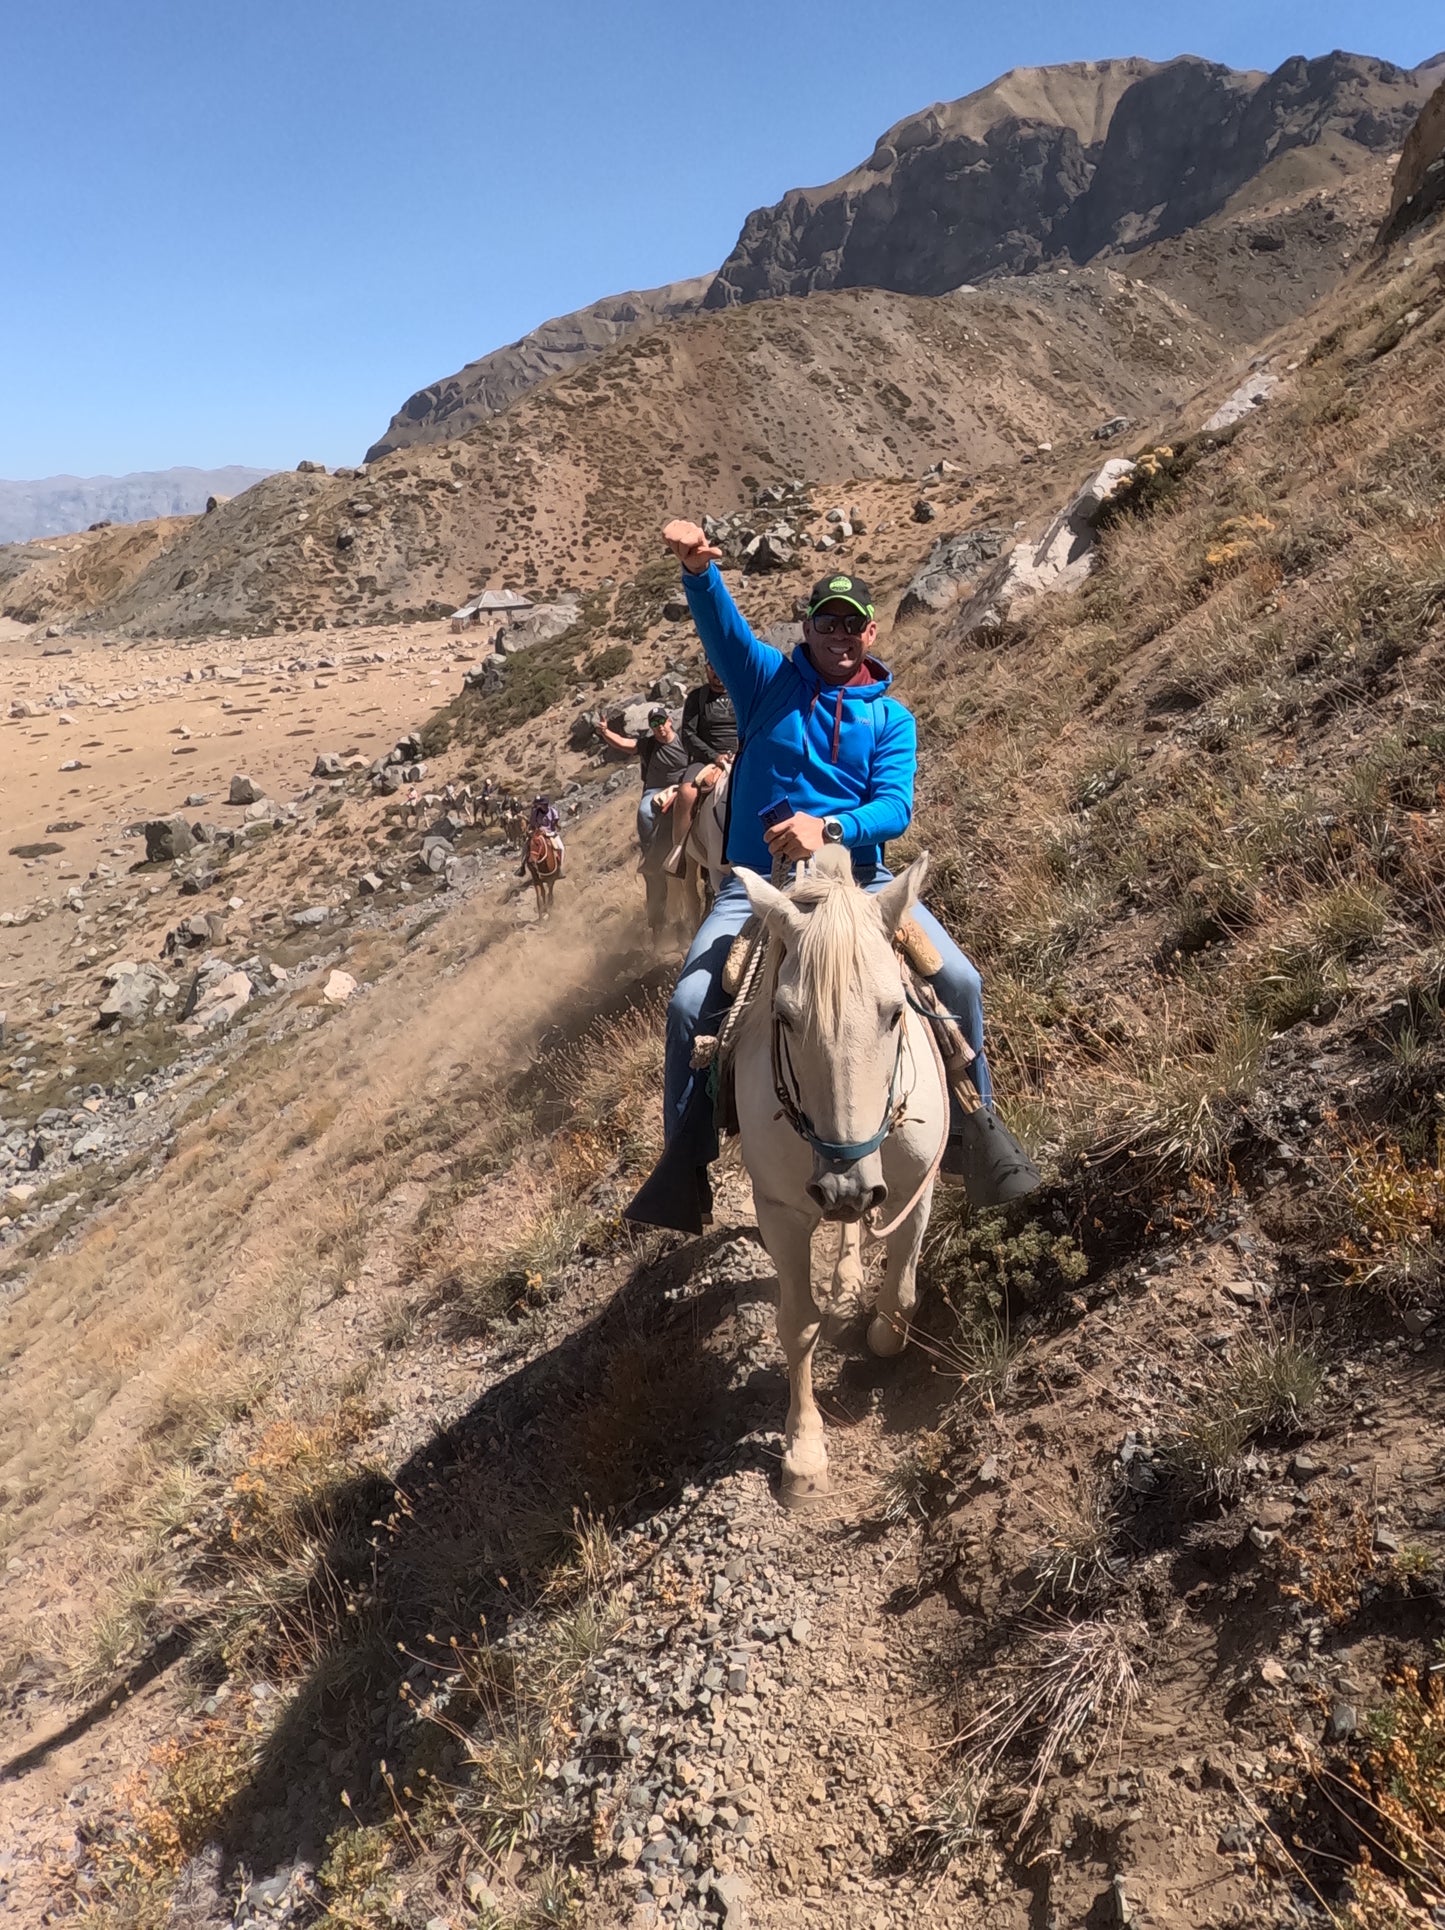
205, 1193, 949, 1893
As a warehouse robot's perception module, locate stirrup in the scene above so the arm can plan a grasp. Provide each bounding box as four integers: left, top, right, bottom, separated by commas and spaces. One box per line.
940, 1107, 1042, 1208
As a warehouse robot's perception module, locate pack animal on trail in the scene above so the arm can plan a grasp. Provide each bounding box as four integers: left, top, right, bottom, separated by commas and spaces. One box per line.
719, 847, 950, 1506
523, 828, 562, 918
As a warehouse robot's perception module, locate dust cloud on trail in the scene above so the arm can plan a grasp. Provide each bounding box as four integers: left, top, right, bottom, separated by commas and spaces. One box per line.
0, 793, 665, 1635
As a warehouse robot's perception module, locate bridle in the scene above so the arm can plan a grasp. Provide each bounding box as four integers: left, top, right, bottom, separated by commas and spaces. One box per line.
769, 963, 909, 1165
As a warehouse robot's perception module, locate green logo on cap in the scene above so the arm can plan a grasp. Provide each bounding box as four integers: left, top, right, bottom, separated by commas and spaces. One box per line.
829, 576, 851, 591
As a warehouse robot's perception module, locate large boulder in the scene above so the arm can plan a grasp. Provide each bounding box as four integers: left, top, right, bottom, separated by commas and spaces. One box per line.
650, 670, 690, 706
144, 814, 196, 863
743, 532, 793, 573
1202, 371, 1278, 433
186, 968, 253, 1030
897, 528, 1006, 620
97, 963, 177, 1029
496, 602, 579, 655
1379, 73, 1445, 244
951, 459, 1136, 642
228, 773, 263, 805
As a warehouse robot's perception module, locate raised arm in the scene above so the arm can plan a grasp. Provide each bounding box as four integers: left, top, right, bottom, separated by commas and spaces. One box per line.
595, 718, 640, 754
662, 519, 781, 723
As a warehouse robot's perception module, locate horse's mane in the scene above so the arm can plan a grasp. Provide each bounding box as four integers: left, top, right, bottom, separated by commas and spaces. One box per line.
786, 847, 882, 1035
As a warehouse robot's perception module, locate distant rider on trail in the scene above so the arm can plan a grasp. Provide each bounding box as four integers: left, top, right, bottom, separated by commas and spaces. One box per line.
644, 518, 1038, 1221
516, 793, 563, 878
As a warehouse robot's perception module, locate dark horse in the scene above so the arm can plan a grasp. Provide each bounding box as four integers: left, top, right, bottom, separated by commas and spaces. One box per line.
524, 829, 562, 919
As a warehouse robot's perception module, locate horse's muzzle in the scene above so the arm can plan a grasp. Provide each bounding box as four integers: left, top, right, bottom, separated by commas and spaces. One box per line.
808, 1155, 887, 1222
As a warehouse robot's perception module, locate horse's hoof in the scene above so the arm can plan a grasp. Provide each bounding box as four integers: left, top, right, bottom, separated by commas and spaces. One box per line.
780, 1466, 831, 1510
867, 1313, 908, 1358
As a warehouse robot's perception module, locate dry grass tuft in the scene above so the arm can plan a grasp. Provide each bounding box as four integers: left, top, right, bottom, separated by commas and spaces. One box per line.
1163, 1322, 1324, 1500
553, 992, 668, 1171
1026, 1473, 1128, 1606
952, 1619, 1140, 1832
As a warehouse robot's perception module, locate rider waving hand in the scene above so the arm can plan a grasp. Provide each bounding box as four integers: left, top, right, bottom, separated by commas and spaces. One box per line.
652, 517, 1034, 1214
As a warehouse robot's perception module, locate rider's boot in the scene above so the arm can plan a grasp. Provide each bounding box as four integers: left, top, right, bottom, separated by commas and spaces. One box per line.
939, 1067, 1042, 1208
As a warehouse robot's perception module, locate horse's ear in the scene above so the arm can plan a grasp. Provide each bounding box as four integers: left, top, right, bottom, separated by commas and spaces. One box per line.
872, 852, 930, 937
734, 865, 804, 941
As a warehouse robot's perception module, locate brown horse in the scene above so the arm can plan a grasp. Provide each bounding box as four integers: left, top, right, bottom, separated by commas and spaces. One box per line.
524, 828, 562, 918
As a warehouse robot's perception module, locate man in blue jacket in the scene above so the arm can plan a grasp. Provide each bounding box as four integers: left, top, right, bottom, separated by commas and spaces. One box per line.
653, 518, 1028, 1211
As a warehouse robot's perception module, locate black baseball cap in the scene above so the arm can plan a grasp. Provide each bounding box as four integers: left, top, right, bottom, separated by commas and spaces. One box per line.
647, 705, 670, 727
806, 572, 875, 620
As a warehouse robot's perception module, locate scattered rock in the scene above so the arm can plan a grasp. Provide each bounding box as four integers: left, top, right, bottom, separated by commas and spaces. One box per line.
228, 773, 263, 805
312, 753, 345, 778
911, 498, 937, 523
1202, 372, 1278, 433
1327, 1702, 1358, 1741
290, 907, 330, 929
896, 527, 1006, 619
1093, 415, 1132, 441
323, 970, 357, 1004
357, 872, 385, 895
144, 814, 196, 863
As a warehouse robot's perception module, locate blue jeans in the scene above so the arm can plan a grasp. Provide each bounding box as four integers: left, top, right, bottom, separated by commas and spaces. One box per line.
663, 865, 991, 1144
637, 787, 665, 851
638, 788, 670, 933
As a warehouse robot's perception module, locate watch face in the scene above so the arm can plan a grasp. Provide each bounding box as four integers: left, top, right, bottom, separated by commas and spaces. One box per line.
824, 818, 843, 843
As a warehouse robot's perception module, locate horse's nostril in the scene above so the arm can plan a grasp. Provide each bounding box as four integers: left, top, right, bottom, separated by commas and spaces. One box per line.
869, 1183, 889, 1212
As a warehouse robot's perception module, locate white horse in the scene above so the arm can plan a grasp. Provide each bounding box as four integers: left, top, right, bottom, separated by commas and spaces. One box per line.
732, 846, 950, 1506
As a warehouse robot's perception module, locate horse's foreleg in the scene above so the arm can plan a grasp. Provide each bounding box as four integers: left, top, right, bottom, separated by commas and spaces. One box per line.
868, 1186, 934, 1359
831, 1221, 866, 1310
755, 1197, 828, 1506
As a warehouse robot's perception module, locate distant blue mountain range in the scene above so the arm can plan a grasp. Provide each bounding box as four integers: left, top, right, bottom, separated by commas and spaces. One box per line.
0, 466, 278, 544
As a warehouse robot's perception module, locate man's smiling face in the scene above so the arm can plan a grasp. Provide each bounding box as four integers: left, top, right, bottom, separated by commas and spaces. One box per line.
804, 599, 878, 685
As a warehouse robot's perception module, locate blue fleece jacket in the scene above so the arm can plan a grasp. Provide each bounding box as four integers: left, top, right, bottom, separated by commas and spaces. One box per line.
681, 563, 916, 874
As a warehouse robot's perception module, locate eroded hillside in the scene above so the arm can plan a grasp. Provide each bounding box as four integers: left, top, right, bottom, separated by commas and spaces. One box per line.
1, 91, 1444, 1930
13, 269, 1226, 640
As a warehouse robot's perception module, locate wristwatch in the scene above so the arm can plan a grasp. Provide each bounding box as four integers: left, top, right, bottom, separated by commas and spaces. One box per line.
821, 817, 845, 845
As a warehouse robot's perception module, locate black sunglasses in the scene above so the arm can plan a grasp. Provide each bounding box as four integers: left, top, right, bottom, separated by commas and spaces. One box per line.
809, 611, 870, 638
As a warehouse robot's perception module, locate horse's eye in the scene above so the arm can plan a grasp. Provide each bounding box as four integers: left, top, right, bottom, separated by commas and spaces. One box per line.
888, 1007, 904, 1030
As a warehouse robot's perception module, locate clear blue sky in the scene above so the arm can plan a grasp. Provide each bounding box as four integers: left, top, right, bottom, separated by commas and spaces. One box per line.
3, 0, 1440, 479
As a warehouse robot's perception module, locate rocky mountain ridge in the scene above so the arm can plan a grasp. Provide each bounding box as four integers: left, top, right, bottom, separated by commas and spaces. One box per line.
370, 49, 1438, 456
709, 51, 1436, 305
365, 275, 713, 462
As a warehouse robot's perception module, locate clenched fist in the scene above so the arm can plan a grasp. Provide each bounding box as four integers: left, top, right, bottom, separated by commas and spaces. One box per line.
662, 518, 722, 576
